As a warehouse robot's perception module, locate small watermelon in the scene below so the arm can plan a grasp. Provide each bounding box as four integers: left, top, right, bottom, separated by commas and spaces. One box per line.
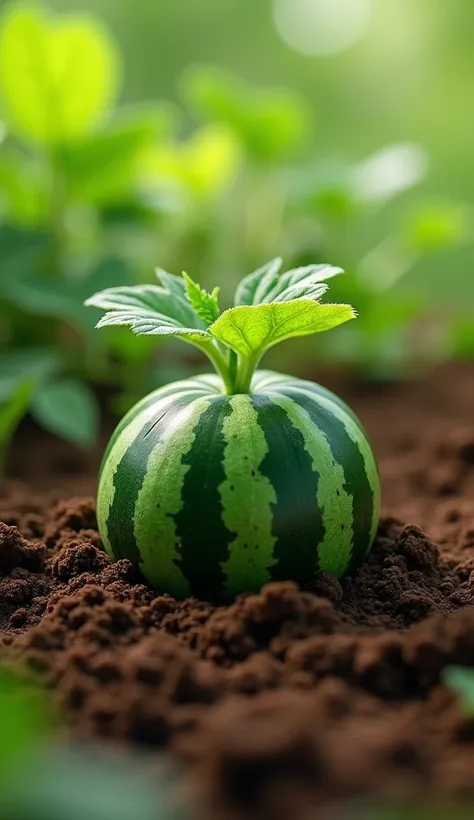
86, 259, 381, 601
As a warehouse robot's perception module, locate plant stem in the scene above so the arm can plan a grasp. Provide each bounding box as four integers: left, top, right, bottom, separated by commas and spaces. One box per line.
232, 352, 260, 394
200, 341, 235, 395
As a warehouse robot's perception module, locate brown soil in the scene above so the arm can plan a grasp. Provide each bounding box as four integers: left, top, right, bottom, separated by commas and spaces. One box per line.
2, 362, 474, 819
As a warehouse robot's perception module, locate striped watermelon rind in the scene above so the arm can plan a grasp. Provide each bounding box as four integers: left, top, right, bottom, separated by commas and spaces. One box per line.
97, 370, 380, 602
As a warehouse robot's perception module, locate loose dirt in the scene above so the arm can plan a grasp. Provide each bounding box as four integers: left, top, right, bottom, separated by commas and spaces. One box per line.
2, 362, 474, 818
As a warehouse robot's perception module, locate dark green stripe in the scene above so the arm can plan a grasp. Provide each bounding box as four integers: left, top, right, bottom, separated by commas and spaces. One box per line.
106, 394, 194, 563
280, 387, 374, 572
298, 379, 369, 435
174, 398, 233, 600
100, 381, 212, 473
252, 395, 322, 584
266, 375, 367, 435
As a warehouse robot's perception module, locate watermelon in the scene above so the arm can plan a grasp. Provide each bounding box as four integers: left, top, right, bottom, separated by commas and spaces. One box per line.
87, 259, 381, 601
97, 370, 380, 601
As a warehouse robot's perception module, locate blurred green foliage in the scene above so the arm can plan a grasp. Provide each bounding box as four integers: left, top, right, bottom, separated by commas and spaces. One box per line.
2, 665, 472, 819
0, 668, 184, 819
443, 666, 474, 717
0, 1, 471, 456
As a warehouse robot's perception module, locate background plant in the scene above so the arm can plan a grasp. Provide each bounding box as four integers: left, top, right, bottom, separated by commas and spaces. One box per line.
0, 1, 471, 463
0, 667, 184, 819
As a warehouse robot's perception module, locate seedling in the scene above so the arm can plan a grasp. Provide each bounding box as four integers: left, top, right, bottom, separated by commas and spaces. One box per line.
86, 259, 380, 602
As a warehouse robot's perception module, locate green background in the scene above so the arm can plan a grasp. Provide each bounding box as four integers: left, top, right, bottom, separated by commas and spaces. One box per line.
12, 0, 471, 304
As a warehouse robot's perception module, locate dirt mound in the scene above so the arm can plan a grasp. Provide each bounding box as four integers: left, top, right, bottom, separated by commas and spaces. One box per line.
1, 363, 474, 817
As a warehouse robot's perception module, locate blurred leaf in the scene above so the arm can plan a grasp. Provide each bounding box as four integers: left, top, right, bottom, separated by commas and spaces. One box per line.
4, 275, 88, 324
210, 301, 356, 358
182, 65, 241, 123
6, 746, 182, 820
31, 378, 99, 447
288, 160, 358, 219
308, 292, 421, 378
61, 105, 175, 204
290, 144, 427, 224
246, 90, 312, 162
0, 225, 50, 281
0, 347, 62, 400
0, 149, 47, 225
85, 256, 133, 294
450, 317, 474, 360
3, 257, 133, 332
353, 143, 428, 204
443, 666, 474, 716
104, 328, 157, 366
0, 3, 121, 146
144, 124, 240, 199
0, 380, 34, 468
360, 298, 421, 337
404, 201, 471, 252
182, 65, 312, 162
0, 669, 51, 774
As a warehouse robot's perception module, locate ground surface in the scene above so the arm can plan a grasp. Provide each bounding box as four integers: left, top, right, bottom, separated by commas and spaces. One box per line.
1, 363, 474, 819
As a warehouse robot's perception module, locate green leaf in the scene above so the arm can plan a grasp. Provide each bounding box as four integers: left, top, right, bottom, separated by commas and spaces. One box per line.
31, 378, 99, 447
404, 201, 471, 253
183, 271, 220, 325
0, 670, 51, 776
289, 159, 357, 218
60, 105, 174, 204
85, 257, 133, 295
443, 666, 474, 717
0, 348, 61, 401
155, 267, 187, 300
450, 316, 474, 360
182, 66, 311, 162
3, 257, 133, 336
0, 149, 47, 224
234, 259, 342, 306
269, 265, 343, 303
0, 226, 50, 283
143, 124, 240, 199
0, 380, 34, 469
0, 3, 121, 146
5, 746, 178, 820
4, 275, 88, 325
210, 301, 356, 359
234, 258, 282, 306
85, 285, 210, 340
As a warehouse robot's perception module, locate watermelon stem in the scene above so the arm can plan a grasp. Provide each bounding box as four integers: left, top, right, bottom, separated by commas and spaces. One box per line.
232, 353, 260, 394
199, 340, 235, 394
198, 340, 259, 395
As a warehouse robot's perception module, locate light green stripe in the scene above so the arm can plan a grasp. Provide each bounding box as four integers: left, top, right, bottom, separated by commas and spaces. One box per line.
219, 395, 277, 598
134, 398, 211, 596
97, 389, 192, 557
272, 395, 354, 576
252, 370, 288, 392
283, 384, 380, 545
